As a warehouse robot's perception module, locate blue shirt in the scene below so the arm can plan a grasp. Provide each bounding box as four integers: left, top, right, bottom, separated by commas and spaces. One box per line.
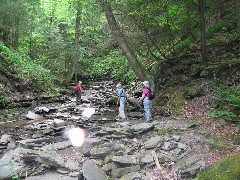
117, 88, 125, 102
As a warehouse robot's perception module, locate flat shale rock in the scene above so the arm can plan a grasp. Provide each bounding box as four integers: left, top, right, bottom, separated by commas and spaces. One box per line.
82, 159, 107, 180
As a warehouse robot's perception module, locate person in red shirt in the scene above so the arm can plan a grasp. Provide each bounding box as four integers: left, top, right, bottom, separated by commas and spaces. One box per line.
75, 81, 82, 105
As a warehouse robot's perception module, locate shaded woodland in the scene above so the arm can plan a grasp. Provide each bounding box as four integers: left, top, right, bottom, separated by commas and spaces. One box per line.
0, 0, 239, 179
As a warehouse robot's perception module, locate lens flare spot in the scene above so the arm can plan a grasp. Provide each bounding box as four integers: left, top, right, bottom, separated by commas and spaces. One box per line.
82, 108, 95, 118
66, 127, 85, 147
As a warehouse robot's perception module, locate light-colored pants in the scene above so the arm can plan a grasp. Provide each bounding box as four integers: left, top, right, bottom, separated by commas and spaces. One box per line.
143, 97, 152, 122
119, 101, 126, 119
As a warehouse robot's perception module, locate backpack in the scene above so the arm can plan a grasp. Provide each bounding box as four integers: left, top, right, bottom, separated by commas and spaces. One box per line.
147, 88, 155, 100
120, 89, 125, 97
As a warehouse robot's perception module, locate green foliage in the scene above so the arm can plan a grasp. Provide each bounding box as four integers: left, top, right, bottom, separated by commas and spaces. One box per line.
166, 75, 184, 87
154, 97, 169, 106
11, 174, 19, 180
206, 5, 237, 37
220, 58, 240, 66
163, 87, 174, 94
0, 0, 239, 94
208, 138, 233, 154
199, 153, 240, 180
79, 50, 137, 83
210, 85, 240, 122
111, 53, 137, 82
208, 139, 216, 145
214, 135, 231, 142
172, 93, 185, 115
235, 134, 240, 145
0, 95, 11, 108
204, 2, 238, 45
215, 144, 233, 153
202, 130, 212, 137
77, 52, 113, 79
0, 42, 56, 92
206, 19, 235, 37
175, 38, 191, 52
189, 64, 202, 77
183, 80, 193, 97
210, 110, 239, 121
208, 32, 239, 45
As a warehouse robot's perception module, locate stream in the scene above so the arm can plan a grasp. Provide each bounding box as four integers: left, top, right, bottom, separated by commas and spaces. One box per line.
0, 80, 209, 180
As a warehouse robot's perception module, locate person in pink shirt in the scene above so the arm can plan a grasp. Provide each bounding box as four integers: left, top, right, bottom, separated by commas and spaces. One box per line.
140, 81, 153, 123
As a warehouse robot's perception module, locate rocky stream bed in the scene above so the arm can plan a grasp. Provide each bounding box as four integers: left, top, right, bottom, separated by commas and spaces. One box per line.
0, 81, 210, 180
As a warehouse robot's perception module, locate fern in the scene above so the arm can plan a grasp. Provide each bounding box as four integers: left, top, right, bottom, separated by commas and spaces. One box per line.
210, 85, 240, 122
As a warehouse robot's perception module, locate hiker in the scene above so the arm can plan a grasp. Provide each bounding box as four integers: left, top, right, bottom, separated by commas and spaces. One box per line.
140, 81, 153, 123
116, 83, 126, 121
75, 81, 82, 105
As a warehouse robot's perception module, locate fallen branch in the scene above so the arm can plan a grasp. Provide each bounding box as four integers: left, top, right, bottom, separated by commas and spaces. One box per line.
151, 150, 162, 170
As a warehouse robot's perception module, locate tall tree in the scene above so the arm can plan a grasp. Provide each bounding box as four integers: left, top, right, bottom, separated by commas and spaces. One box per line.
101, 0, 154, 88
65, 1, 82, 85
235, 0, 240, 34
199, 0, 208, 63
49, 0, 57, 26
28, 0, 37, 58
0, 0, 26, 49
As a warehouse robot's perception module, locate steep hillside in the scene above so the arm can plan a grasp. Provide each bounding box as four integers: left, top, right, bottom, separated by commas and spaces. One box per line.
155, 38, 239, 121
0, 42, 58, 108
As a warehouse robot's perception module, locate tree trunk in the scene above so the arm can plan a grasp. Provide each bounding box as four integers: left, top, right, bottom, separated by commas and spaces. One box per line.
29, 0, 33, 57
199, 0, 208, 63
102, 0, 152, 84
64, 3, 81, 85
0, 15, 8, 44
12, 14, 20, 49
235, 0, 240, 34
49, 0, 57, 26
218, 0, 224, 17
29, 23, 33, 57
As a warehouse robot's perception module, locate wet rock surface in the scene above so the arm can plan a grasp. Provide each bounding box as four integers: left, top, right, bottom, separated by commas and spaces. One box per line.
0, 81, 209, 179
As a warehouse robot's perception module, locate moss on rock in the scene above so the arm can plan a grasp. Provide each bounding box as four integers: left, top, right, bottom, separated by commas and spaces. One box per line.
172, 93, 185, 115
155, 127, 179, 135
199, 153, 240, 180
155, 127, 169, 135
